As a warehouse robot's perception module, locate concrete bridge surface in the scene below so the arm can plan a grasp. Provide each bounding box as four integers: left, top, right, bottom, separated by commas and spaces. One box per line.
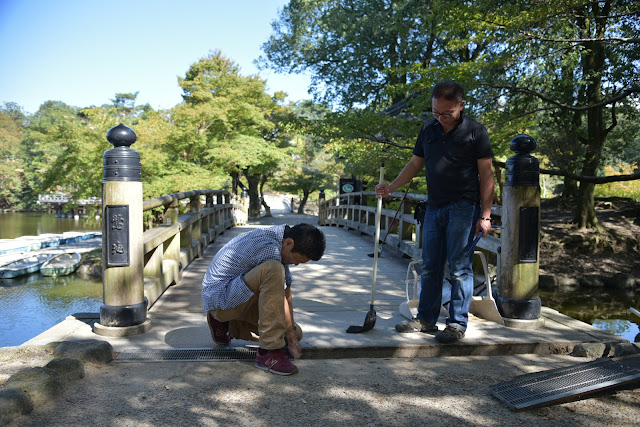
26, 213, 623, 359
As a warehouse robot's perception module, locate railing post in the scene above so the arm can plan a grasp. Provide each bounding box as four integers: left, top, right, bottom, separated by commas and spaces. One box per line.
498, 134, 544, 329
318, 188, 325, 224
95, 124, 151, 337
190, 194, 203, 257
165, 197, 179, 226
400, 199, 412, 241
205, 193, 214, 238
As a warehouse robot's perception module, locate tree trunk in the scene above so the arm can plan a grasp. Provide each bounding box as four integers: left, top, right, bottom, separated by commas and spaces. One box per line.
562, 177, 578, 201
573, 5, 610, 230
297, 189, 310, 215
259, 177, 272, 217
245, 172, 262, 218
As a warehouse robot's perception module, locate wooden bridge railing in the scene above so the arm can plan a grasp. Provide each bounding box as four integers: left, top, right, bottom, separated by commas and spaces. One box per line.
141, 189, 248, 308
318, 191, 502, 285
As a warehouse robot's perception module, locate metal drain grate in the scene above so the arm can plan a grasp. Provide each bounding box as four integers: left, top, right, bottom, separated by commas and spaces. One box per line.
116, 347, 259, 362
489, 354, 640, 410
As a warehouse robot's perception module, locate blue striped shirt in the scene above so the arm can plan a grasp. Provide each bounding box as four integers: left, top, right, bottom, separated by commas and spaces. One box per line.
201, 225, 292, 312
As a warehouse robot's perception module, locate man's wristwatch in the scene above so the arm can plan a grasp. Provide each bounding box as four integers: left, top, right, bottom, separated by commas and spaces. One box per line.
480, 216, 491, 222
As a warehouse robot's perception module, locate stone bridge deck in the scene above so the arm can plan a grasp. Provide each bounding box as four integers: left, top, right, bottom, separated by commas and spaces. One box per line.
27, 213, 624, 357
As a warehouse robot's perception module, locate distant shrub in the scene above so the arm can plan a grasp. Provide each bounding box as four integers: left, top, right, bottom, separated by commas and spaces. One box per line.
594, 163, 640, 201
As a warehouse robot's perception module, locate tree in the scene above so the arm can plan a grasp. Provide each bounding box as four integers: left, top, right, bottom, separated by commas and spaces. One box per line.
0, 109, 25, 209
111, 92, 140, 118
260, 0, 500, 187
467, 0, 640, 229
259, 0, 442, 109
175, 51, 292, 216
37, 106, 114, 202
263, 1, 640, 231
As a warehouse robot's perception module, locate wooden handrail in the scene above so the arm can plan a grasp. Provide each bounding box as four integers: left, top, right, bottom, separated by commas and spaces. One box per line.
141, 189, 247, 308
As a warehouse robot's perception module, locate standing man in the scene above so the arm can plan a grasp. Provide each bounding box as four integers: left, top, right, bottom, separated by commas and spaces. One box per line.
202, 223, 325, 375
376, 80, 494, 343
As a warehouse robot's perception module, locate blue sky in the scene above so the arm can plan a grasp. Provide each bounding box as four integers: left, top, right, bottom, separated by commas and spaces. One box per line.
0, 0, 311, 114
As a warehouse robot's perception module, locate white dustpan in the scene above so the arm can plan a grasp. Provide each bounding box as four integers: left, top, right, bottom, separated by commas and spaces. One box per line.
469, 251, 504, 325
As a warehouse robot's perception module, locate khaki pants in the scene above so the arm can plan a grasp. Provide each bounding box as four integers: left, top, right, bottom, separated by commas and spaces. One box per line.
210, 260, 302, 350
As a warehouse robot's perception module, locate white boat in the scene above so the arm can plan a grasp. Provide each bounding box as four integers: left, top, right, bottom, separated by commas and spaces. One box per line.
14, 236, 48, 251
37, 234, 63, 248
0, 253, 56, 279
60, 232, 93, 244
40, 252, 82, 277
78, 232, 96, 241
0, 252, 28, 268
0, 240, 32, 256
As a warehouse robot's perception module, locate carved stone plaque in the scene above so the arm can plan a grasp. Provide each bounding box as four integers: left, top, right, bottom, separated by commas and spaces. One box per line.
518, 206, 539, 263
105, 205, 130, 267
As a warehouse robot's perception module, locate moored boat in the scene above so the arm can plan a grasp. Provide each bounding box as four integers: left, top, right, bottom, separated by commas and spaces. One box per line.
60, 232, 93, 244
37, 234, 63, 248
40, 252, 82, 277
0, 239, 33, 256
0, 252, 28, 268
0, 253, 56, 279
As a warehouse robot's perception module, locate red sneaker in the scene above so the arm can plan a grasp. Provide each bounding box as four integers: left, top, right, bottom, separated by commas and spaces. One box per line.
255, 349, 298, 376
207, 312, 230, 345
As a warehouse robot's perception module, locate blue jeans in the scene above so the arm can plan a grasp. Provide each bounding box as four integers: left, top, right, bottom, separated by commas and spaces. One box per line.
417, 200, 478, 331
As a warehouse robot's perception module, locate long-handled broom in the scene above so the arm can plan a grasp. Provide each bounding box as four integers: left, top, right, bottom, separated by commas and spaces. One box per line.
347, 162, 385, 334
368, 180, 412, 257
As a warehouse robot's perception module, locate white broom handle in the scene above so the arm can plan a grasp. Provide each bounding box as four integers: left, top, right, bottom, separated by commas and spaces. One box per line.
371, 162, 384, 304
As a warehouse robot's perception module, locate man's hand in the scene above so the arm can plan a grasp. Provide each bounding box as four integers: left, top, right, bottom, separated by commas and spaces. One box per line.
475, 218, 492, 237
286, 330, 302, 359
284, 289, 301, 358
376, 183, 391, 198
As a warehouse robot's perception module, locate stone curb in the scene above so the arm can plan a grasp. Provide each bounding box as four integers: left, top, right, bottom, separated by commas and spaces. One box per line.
0, 339, 112, 425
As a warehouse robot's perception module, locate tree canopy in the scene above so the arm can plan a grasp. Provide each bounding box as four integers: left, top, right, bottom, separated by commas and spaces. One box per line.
261, 0, 640, 228
2, 3, 638, 229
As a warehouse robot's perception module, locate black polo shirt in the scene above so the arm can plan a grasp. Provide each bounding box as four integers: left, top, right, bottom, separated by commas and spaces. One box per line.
413, 112, 493, 207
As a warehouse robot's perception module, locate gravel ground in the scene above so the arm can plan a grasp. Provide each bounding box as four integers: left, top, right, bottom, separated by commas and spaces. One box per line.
3, 353, 640, 426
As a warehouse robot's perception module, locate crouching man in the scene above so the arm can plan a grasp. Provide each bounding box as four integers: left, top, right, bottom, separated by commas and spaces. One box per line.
201, 223, 325, 376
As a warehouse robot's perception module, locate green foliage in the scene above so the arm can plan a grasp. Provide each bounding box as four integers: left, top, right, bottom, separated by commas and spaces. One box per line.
262, 0, 640, 229
175, 51, 296, 216
268, 100, 343, 212
0, 111, 25, 208
594, 163, 640, 200
260, 0, 442, 109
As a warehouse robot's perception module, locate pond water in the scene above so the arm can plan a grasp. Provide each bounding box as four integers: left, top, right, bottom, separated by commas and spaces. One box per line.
0, 212, 637, 346
0, 212, 102, 347
0, 273, 102, 347
540, 288, 640, 343
0, 212, 100, 239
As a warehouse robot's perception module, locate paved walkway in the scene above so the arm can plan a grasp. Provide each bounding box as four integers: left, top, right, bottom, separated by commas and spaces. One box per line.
25, 213, 623, 357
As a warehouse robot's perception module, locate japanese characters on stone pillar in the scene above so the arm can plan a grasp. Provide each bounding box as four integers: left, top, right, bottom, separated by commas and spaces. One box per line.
94, 124, 151, 337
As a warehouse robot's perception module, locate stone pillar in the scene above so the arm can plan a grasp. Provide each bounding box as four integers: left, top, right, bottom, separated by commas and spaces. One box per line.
498, 134, 544, 329
94, 124, 151, 337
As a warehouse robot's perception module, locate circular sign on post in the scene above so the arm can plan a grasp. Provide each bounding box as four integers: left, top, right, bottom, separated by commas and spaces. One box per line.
342, 183, 354, 193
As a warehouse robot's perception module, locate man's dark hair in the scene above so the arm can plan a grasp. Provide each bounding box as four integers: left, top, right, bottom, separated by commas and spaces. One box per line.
431, 80, 465, 104
284, 223, 326, 261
